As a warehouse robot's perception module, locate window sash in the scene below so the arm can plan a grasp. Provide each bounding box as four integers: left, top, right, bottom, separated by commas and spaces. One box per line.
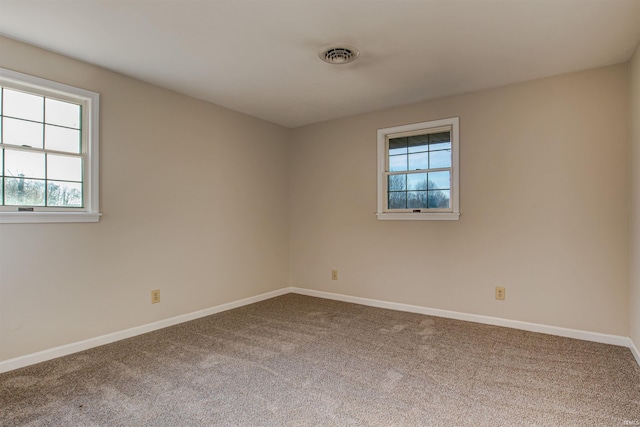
0, 87, 87, 210
1, 144, 85, 209
384, 127, 453, 213
384, 170, 453, 212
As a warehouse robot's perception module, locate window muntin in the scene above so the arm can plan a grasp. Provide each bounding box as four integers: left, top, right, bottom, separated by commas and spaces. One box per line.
377, 118, 459, 220
0, 68, 100, 223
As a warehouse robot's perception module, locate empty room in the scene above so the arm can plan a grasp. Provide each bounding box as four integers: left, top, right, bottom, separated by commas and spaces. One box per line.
1, 0, 640, 425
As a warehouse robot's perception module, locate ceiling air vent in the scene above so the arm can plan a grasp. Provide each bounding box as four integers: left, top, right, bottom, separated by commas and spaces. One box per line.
319, 46, 360, 65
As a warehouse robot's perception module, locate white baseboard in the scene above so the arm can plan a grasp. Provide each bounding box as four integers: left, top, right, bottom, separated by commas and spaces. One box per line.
2, 286, 637, 374
290, 287, 632, 348
0, 287, 290, 374
630, 338, 640, 367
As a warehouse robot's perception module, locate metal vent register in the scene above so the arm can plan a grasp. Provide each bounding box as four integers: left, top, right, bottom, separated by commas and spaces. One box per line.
319, 46, 360, 65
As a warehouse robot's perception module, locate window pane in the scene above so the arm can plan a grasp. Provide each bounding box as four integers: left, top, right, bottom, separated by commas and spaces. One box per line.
407, 173, 427, 190
429, 132, 450, 144
388, 137, 407, 155
45, 125, 81, 153
388, 174, 406, 191
3, 89, 43, 122
408, 134, 429, 153
4, 177, 45, 205
4, 150, 45, 179
429, 149, 451, 169
429, 141, 451, 151
389, 154, 407, 172
3, 117, 44, 148
408, 152, 428, 170
407, 191, 427, 208
388, 192, 406, 209
45, 98, 81, 129
428, 171, 450, 190
428, 190, 450, 208
47, 180, 82, 207
47, 154, 82, 181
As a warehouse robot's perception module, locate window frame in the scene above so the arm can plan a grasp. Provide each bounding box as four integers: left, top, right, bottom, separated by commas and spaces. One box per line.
0, 68, 100, 223
376, 117, 460, 220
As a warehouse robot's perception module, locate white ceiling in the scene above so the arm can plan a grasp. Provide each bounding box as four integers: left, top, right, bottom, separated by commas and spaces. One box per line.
1, 0, 640, 128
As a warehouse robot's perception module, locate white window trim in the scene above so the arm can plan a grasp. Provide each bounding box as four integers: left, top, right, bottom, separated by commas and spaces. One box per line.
0, 68, 101, 224
376, 117, 460, 220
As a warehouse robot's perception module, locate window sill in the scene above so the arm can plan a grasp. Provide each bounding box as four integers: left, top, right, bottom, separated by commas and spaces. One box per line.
0, 212, 102, 224
376, 212, 460, 221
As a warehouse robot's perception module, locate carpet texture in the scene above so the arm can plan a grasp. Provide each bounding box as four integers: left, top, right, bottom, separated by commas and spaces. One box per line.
1, 293, 639, 426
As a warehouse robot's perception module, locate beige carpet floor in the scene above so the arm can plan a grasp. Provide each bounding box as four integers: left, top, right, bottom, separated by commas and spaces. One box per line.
1, 293, 639, 426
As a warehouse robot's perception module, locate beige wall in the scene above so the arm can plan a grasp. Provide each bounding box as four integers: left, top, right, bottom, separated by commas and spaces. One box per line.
0, 35, 635, 365
630, 42, 640, 350
290, 64, 630, 336
0, 37, 291, 362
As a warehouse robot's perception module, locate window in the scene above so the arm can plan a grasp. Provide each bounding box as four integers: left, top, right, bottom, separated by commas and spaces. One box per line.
0, 68, 100, 223
377, 117, 459, 220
